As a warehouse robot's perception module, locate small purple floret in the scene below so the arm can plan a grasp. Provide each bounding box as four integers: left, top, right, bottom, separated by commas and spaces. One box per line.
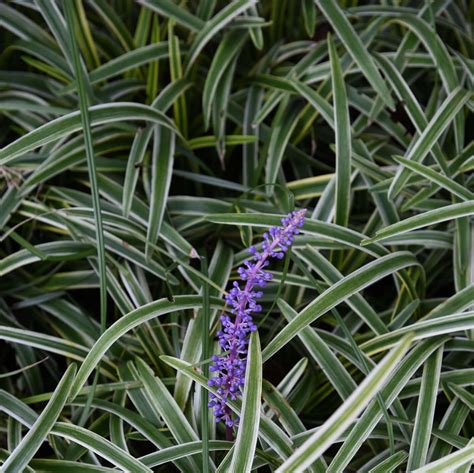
208, 209, 306, 427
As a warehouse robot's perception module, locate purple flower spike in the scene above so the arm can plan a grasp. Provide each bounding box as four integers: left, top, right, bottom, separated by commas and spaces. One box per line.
208, 209, 306, 429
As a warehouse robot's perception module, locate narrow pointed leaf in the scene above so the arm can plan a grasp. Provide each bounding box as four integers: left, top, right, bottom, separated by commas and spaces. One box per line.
230, 332, 262, 472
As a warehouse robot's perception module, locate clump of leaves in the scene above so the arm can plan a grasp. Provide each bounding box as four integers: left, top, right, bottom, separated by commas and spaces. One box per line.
0, 1, 473, 472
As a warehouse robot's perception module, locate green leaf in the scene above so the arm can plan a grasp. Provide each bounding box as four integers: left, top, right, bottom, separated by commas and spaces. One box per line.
375, 53, 447, 173
29, 459, 115, 472
1, 364, 77, 472
302, 0, 316, 37
388, 88, 471, 199
295, 244, 388, 335
0, 326, 115, 378
138, 0, 204, 32
64, 0, 107, 335
247, 5, 264, 49
407, 346, 444, 470
262, 379, 306, 436
216, 447, 235, 473
134, 358, 202, 471
252, 43, 326, 125
264, 98, 301, 196
0, 103, 179, 165
230, 332, 262, 473
276, 334, 413, 471
368, 451, 408, 473
185, 0, 257, 72
448, 384, 474, 410
89, 0, 135, 51
122, 127, 153, 218
0, 357, 49, 379
0, 3, 55, 46
188, 134, 257, 150
36, 0, 76, 75
315, 0, 394, 110
328, 34, 351, 227
278, 299, 355, 400
209, 52, 234, 162
363, 201, 474, 245
62, 43, 169, 93
205, 212, 389, 257
199, 257, 211, 473
389, 14, 464, 151
202, 30, 248, 129
74, 0, 100, 69
361, 312, 474, 355
56, 425, 153, 471
167, 19, 187, 136
412, 439, 474, 473
140, 441, 236, 468
0, 241, 93, 277
393, 156, 474, 202
146, 126, 175, 259
292, 81, 334, 129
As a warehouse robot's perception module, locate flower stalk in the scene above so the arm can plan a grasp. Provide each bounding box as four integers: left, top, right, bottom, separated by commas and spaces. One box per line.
208, 209, 306, 430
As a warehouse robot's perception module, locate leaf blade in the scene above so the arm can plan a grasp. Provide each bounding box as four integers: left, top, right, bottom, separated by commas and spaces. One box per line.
230, 332, 263, 472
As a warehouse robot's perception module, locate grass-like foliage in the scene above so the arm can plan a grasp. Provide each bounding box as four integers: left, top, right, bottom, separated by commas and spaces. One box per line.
0, 0, 473, 471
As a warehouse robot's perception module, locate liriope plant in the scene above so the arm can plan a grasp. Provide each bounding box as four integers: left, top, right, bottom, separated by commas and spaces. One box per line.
0, 1, 473, 472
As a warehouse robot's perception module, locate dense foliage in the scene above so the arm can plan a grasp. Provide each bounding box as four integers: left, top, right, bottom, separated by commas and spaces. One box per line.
0, 0, 473, 471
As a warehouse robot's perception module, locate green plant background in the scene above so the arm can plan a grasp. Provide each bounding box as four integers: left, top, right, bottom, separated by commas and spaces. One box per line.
0, 0, 473, 471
